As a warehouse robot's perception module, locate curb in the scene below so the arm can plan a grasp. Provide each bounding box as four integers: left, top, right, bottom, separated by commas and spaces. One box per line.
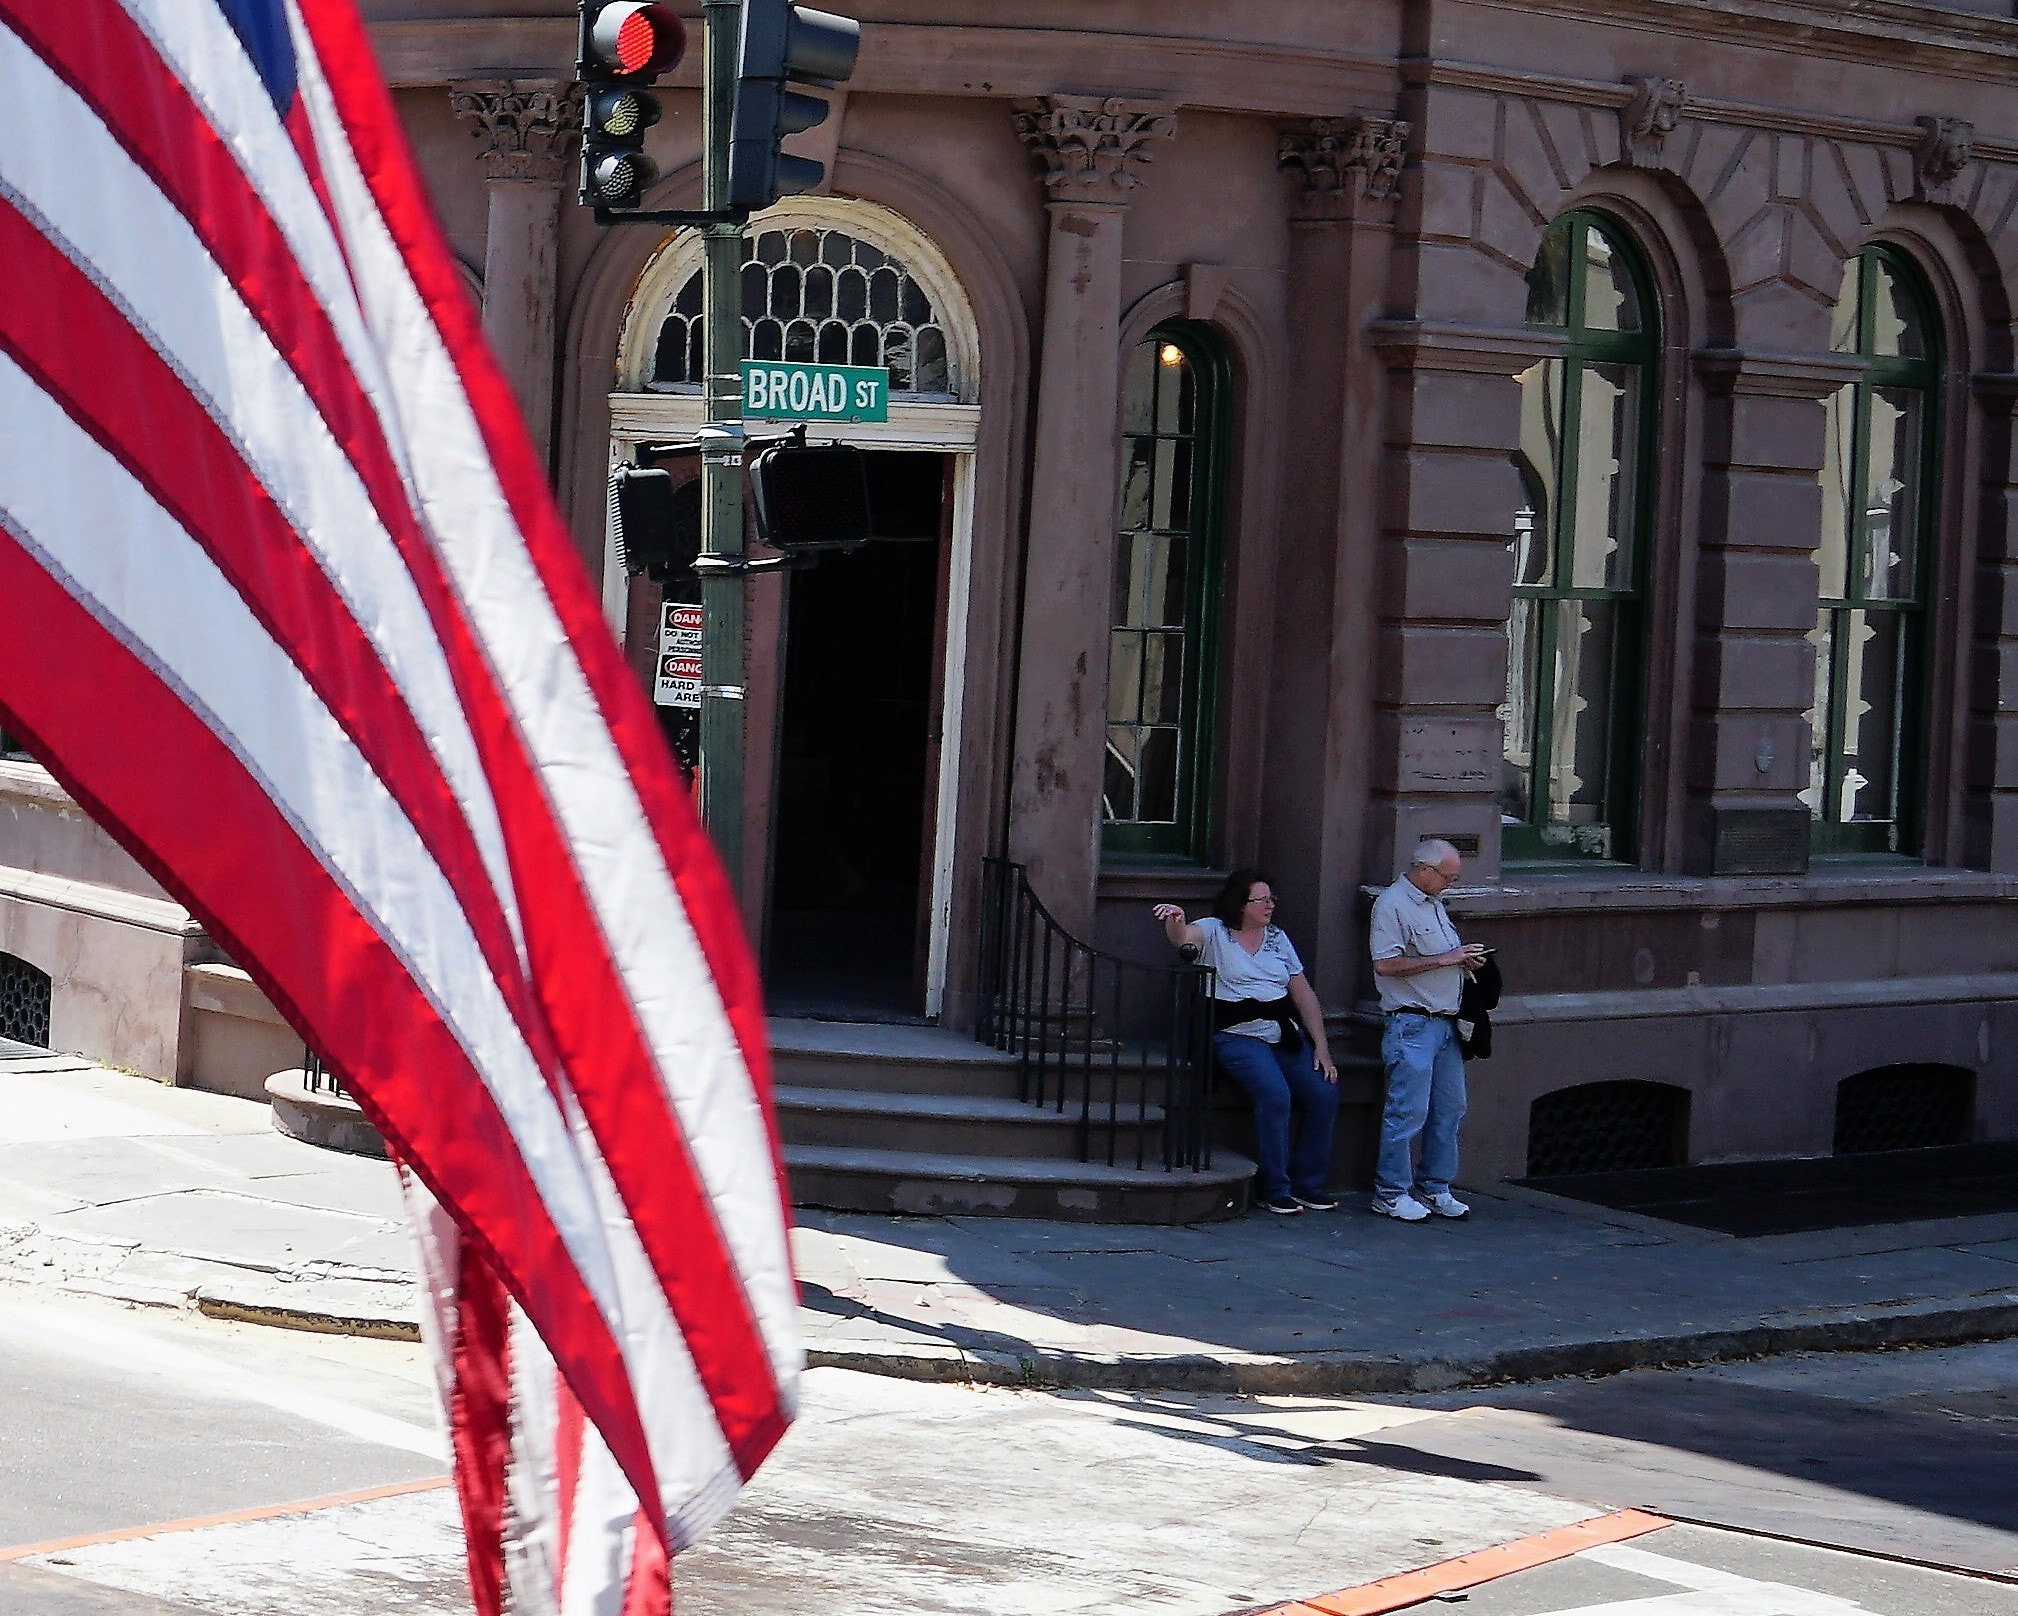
806, 1292, 2018, 1394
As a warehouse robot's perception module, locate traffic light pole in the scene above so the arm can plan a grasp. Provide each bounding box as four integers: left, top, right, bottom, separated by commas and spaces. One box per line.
697, 0, 747, 901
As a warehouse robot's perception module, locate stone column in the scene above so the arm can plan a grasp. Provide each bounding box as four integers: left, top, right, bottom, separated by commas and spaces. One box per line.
450, 81, 582, 465
1006, 96, 1176, 931
1263, 117, 1406, 1000
1687, 352, 1859, 873
1366, 323, 1567, 885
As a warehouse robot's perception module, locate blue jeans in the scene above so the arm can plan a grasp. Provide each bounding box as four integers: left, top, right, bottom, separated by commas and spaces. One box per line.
1213, 1032, 1339, 1203
1375, 1013, 1467, 1203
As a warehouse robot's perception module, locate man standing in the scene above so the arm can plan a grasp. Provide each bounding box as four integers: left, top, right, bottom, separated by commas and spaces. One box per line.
1368, 839, 1488, 1222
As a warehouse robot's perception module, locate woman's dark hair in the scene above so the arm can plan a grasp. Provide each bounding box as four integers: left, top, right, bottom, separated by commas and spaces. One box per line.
1210, 867, 1274, 928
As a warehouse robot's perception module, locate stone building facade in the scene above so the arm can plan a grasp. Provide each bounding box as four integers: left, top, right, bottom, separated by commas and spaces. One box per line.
5, 0, 2018, 1185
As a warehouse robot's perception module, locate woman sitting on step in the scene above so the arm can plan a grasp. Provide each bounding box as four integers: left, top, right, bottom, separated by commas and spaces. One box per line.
1152, 870, 1340, 1216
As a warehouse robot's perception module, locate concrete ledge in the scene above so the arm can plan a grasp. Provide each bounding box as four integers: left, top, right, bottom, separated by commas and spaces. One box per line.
265, 1069, 388, 1159
808, 1292, 2018, 1395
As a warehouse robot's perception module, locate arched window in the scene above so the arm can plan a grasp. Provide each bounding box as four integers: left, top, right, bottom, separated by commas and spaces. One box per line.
649, 225, 955, 398
1501, 211, 1658, 863
1804, 247, 1939, 854
1102, 324, 1230, 859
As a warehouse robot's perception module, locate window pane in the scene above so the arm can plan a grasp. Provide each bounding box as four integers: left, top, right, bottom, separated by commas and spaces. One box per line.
1119, 440, 1153, 531
1839, 609, 1904, 826
1155, 344, 1193, 434
1141, 631, 1184, 723
1542, 598, 1618, 855
1801, 617, 1834, 819
1512, 359, 1564, 588
1869, 256, 1928, 360
1568, 363, 1640, 589
1499, 595, 1545, 826
1526, 223, 1571, 325
1108, 630, 1143, 722
1152, 437, 1192, 532
1828, 259, 1860, 355
1103, 730, 1140, 822
1113, 532, 1184, 628
1818, 383, 1856, 602
1862, 387, 1923, 602
1123, 343, 1156, 435
1580, 226, 1641, 333
1136, 729, 1180, 822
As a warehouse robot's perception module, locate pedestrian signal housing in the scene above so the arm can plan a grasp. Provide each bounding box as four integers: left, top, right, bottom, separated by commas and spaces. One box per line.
578, 1, 686, 211
728, 1, 861, 212
749, 442, 873, 552
609, 465, 702, 582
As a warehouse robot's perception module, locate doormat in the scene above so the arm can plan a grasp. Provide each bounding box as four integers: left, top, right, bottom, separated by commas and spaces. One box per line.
1519, 1141, 2018, 1237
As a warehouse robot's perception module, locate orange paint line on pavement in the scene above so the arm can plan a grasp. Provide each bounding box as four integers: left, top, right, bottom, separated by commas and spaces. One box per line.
0, 1474, 451, 1562
1261, 1507, 1672, 1616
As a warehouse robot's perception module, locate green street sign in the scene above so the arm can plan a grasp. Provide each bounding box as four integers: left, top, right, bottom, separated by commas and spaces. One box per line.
740, 361, 889, 424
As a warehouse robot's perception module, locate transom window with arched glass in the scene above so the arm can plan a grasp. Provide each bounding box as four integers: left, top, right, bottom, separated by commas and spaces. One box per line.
1103, 325, 1230, 859
1500, 210, 1658, 862
1804, 247, 1940, 854
650, 225, 954, 398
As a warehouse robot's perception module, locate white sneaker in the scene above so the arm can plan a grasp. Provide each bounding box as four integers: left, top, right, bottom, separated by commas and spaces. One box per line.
1421, 1190, 1470, 1219
1371, 1193, 1431, 1222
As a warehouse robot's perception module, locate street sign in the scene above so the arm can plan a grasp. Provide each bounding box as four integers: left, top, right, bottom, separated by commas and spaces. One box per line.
740, 360, 889, 423
654, 601, 703, 708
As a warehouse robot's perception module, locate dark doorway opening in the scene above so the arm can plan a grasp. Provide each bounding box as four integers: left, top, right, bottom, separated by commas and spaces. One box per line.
766, 451, 950, 1020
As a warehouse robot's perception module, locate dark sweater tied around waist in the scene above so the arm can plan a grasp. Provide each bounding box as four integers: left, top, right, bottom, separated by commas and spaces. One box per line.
1209, 995, 1304, 1052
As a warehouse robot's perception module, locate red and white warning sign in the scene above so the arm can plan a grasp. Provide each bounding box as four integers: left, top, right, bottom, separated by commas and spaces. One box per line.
654, 602, 703, 709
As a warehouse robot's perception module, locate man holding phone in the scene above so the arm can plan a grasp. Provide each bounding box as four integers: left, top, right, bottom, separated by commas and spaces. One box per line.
1367, 839, 1488, 1222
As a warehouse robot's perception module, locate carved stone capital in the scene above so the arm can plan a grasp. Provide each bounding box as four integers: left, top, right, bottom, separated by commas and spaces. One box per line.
1013, 96, 1177, 201
1277, 115, 1410, 216
1620, 76, 1686, 170
1914, 115, 1974, 204
450, 80, 583, 185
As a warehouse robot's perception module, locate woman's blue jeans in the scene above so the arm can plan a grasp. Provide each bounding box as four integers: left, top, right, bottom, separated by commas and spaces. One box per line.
1212, 1031, 1339, 1203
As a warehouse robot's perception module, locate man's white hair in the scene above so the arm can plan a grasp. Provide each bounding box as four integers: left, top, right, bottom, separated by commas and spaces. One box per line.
1410, 838, 1460, 870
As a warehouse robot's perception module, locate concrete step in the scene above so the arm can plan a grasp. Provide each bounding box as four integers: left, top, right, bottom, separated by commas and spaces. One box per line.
769, 1016, 1026, 1099
784, 1143, 1255, 1223
266, 1068, 388, 1159
774, 1085, 1170, 1160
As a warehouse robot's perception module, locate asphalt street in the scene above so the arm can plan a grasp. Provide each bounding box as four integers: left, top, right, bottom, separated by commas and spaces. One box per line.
3, 1286, 2017, 1615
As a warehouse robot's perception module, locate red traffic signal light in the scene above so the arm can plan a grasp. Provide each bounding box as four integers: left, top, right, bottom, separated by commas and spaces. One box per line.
587, 2, 685, 80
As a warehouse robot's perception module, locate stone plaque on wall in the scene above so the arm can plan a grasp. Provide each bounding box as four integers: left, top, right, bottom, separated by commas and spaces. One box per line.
1710, 808, 1810, 875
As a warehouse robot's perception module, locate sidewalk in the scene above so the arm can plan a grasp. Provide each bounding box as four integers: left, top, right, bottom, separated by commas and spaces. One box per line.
4, 1048, 2018, 1392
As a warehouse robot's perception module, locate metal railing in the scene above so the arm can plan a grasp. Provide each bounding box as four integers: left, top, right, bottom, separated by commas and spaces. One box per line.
302, 1045, 348, 1098
976, 856, 1217, 1171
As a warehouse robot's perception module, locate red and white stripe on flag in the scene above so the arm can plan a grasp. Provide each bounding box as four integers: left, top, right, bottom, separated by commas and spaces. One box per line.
0, 1, 800, 1610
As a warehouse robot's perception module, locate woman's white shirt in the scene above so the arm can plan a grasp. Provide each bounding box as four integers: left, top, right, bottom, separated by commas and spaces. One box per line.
1194, 917, 1304, 1041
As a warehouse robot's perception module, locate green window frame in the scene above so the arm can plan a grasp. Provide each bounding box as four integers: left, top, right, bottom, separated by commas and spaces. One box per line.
1501, 211, 1659, 864
1805, 246, 1940, 856
1102, 324, 1230, 861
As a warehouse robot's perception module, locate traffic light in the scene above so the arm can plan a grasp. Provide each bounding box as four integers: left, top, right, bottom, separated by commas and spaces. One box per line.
728, 1, 861, 212
749, 442, 872, 551
578, 2, 686, 211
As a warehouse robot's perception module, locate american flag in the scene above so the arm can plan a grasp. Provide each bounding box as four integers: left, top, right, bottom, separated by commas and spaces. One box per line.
0, 1, 800, 1611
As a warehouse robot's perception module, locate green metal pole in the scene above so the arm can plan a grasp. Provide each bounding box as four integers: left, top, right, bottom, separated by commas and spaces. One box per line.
698, 0, 746, 898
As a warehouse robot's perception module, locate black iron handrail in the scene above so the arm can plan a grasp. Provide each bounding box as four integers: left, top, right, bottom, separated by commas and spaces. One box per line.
976, 856, 1216, 1171
302, 1045, 347, 1098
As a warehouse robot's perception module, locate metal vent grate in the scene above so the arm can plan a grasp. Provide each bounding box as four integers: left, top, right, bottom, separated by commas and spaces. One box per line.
1834, 1064, 1974, 1155
1527, 1080, 1689, 1177
0, 952, 53, 1047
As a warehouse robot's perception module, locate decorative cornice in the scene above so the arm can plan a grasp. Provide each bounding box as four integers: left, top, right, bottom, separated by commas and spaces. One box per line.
1693, 347, 1866, 399
449, 80, 582, 184
1012, 95, 1176, 201
1621, 76, 1686, 170
1277, 115, 1410, 215
1915, 114, 1975, 204
1369, 319, 1569, 375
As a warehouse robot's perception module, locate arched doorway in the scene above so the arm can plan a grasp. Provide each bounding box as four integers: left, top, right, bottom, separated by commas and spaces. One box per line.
612, 200, 982, 1019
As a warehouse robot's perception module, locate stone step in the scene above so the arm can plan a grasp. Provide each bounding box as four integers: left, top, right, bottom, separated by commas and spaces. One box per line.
768, 1016, 1026, 1098
783, 1142, 1255, 1223
773, 1085, 1169, 1160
